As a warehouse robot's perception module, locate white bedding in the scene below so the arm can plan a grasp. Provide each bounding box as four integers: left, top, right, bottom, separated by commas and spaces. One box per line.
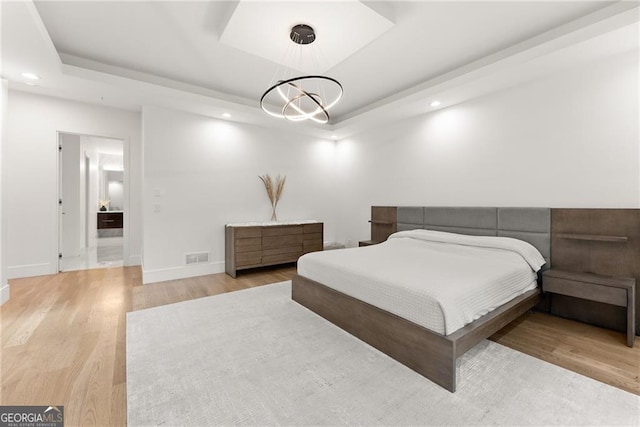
297, 229, 545, 335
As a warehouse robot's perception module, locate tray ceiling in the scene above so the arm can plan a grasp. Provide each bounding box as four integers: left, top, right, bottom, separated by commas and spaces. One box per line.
1, 1, 637, 135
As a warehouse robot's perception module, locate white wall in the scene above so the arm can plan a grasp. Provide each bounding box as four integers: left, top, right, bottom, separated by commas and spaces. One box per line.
141, 106, 338, 283
5, 91, 142, 278
4, 49, 638, 285
334, 50, 640, 244
1, 79, 9, 305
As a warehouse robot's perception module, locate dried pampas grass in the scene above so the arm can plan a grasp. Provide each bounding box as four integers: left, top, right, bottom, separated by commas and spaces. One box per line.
259, 174, 286, 221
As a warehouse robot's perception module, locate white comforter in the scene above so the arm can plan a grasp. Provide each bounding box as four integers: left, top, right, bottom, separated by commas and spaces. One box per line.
297, 229, 545, 335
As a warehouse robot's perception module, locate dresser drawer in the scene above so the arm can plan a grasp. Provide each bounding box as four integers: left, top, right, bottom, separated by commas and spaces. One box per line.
235, 237, 262, 253
235, 251, 262, 267
303, 232, 322, 243
543, 276, 627, 307
263, 246, 302, 257
262, 226, 302, 237
302, 227, 323, 254
97, 212, 123, 229
303, 223, 323, 234
262, 234, 303, 249
262, 252, 302, 265
234, 227, 262, 238
303, 242, 323, 253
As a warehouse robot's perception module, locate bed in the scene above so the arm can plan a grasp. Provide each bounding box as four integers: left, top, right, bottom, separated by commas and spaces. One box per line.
291, 207, 551, 392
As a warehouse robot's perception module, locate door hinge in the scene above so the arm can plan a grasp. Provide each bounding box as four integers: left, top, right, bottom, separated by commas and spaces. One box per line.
58, 253, 63, 259
59, 199, 63, 205
58, 145, 62, 151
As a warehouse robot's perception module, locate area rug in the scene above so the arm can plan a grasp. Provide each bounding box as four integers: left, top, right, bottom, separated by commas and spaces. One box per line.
127, 281, 639, 426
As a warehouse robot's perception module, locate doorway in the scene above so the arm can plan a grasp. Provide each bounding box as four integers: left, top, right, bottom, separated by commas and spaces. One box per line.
58, 133, 126, 272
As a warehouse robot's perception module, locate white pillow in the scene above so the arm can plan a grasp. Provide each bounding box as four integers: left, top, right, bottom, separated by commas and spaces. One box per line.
389, 229, 547, 271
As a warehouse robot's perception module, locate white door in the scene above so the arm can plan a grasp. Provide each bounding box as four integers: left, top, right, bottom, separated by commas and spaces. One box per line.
59, 133, 82, 271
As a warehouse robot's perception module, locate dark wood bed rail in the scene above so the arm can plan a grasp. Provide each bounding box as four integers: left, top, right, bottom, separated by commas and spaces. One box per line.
292, 274, 541, 392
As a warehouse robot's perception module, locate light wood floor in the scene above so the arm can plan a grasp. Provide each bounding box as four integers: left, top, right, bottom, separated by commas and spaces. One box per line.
1, 265, 638, 427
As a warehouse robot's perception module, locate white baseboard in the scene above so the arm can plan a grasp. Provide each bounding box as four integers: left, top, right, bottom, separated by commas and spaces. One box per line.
7, 262, 53, 279
142, 261, 225, 285
126, 254, 142, 266
0, 283, 10, 305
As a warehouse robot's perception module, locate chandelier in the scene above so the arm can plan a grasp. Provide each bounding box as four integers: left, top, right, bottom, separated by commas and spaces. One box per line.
260, 24, 343, 124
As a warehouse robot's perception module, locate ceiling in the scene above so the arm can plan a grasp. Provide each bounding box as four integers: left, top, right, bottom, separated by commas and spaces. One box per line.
1, 1, 638, 139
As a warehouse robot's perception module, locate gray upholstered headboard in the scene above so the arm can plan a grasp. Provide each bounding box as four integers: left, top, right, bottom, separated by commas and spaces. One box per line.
397, 207, 551, 269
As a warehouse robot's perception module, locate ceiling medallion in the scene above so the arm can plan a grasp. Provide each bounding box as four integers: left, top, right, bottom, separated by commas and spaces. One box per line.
260, 24, 343, 124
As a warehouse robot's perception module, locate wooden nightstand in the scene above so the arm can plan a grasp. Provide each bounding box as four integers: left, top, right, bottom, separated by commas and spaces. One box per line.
359, 206, 398, 248
369, 206, 397, 242
542, 269, 636, 347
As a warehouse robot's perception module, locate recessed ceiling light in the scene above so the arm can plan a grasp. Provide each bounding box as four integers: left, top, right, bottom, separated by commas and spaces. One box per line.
222, 113, 231, 118
331, 135, 338, 140
430, 100, 441, 107
21, 72, 40, 80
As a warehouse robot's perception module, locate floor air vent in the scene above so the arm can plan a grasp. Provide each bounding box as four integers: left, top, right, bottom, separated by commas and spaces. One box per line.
186, 252, 209, 265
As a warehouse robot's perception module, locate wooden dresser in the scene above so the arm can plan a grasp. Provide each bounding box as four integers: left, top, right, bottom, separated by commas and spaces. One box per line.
225, 221, 323, 277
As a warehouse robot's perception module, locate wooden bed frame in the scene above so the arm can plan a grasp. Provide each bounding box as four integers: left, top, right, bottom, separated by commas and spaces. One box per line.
291, 206, 551, 392
292, 274, 541, 392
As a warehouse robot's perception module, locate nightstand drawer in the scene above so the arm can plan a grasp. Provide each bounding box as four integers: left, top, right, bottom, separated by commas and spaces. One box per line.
543, 276, 627, 307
